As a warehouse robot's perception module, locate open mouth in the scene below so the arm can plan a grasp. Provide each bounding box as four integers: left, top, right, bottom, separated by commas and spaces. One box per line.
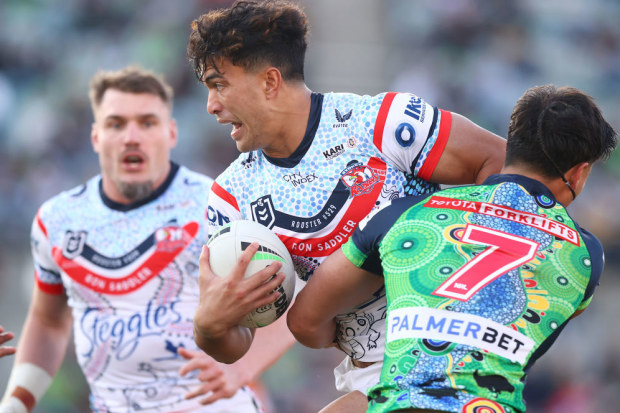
231, 122, 243, 139
122, 153, 145, 169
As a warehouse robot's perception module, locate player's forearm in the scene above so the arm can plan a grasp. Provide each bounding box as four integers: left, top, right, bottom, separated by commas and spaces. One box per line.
193, 323, 254, 364
14, 307, 72, 374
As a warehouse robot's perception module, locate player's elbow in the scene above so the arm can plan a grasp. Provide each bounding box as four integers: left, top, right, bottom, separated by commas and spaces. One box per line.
193, 324, 250, 364
287, 304, 328, 349
215, 351, 244, 364
194, 335, 242, 364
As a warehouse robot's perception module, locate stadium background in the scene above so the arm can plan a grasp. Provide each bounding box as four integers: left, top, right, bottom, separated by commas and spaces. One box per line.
0, 0, 619, 411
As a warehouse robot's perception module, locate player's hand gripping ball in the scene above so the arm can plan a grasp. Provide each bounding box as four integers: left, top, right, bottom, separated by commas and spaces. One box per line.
207, 220, 296, 328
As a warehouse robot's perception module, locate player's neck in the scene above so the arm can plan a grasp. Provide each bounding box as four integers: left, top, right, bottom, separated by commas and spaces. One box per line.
263, 84, 313, 158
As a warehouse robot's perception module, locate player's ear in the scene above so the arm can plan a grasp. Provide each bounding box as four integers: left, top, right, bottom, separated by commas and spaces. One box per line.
169, 118, 179, 149
567, 161, 592, 197
263, 67, 282, 99
91, 123, 101, 153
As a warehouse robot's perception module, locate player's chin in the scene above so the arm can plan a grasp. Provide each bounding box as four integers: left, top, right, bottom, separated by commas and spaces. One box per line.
234, 140, 255, 153
117, 179, 155, 202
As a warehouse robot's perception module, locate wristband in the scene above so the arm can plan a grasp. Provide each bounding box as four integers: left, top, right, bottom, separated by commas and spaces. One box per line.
0, 363, 53, 413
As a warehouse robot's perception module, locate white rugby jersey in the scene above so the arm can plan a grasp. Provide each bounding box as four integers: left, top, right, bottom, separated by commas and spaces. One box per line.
207, 92, 452, 362
31, 163, 259, 412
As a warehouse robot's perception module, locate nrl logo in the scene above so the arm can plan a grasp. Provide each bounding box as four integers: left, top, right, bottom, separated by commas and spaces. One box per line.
62, 230, 87, 259
251, 195, 276, 229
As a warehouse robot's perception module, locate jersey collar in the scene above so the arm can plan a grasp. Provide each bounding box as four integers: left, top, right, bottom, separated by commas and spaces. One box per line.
483, 174, 557, 202
99, 161, 180, 212
262, 92, 324, 168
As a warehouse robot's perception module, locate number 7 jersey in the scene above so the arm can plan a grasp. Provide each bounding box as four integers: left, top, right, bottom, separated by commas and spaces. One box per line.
343, 174, 604, 412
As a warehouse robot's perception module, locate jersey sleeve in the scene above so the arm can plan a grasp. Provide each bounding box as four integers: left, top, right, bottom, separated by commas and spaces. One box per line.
206, 180, 244, 239
578, 227, 605, 312
31, 209, 64, 295
371, 92, 452, 180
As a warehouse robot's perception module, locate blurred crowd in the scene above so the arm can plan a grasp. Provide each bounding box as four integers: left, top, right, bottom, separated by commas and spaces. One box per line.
0, 0, 618, 412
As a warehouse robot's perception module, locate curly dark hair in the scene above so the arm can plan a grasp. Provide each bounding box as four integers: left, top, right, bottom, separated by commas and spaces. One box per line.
187, 0, 309, 82
506, 85, 617, 178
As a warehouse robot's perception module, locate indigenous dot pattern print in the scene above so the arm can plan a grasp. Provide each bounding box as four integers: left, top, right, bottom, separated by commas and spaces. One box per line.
343, 174, 603, 412
208, 91, 452, 362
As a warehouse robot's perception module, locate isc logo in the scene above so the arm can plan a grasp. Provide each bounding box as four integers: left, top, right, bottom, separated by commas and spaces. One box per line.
404, 96, 424, 121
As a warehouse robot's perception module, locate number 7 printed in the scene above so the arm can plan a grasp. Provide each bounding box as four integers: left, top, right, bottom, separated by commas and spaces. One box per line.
433, 224, 540, 301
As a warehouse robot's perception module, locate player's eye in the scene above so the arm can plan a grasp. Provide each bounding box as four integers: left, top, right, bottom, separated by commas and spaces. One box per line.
107, 121, 123, 129
142, 117, 159, 128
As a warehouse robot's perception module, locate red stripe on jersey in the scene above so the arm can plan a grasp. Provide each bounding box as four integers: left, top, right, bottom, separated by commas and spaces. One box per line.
51, 222, 199, 295
35, 270, 64, 295
372, 92, 397, 151
36, 210, 48, 237
212, 181, 240, 212
279, 157, 387, 257
417, 109, 452, 181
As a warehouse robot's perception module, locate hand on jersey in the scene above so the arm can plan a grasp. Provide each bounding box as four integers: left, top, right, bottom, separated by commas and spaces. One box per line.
0, 326, 15, 358
194, 242, 286, 339
178, 347, 246, 404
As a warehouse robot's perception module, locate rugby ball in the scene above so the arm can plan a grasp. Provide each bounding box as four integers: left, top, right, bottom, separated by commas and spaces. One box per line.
207, 220, 296, 328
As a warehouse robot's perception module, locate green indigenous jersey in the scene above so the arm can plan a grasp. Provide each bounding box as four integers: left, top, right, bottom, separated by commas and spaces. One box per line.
342, 174, 604, 413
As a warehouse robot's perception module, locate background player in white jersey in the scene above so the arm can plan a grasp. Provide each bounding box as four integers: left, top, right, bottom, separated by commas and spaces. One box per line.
0, 327, 15, 359
287, 84, 617, 412
0, 66, 283, 413
187, 1, 505, 412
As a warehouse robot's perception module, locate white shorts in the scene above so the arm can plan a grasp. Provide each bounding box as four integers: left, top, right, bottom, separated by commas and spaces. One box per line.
333, 356, 383, 395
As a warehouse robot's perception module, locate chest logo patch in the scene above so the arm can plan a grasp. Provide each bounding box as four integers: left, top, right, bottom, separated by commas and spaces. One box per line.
251, 195, 276, 229
341, 162, 385, 197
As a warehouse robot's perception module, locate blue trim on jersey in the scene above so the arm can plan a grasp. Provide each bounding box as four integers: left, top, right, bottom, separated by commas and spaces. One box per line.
253, 159, 369, 233
483, 174, 556, 201
580, 227, 604, 299
38, 265, 62, 278
99, 162, 180, 211
263, 92, 324, 168
408, 106, 439, 172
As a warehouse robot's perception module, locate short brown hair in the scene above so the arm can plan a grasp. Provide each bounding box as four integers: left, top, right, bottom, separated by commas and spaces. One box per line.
187, 0, 309, 82
88, 65, 174, 113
